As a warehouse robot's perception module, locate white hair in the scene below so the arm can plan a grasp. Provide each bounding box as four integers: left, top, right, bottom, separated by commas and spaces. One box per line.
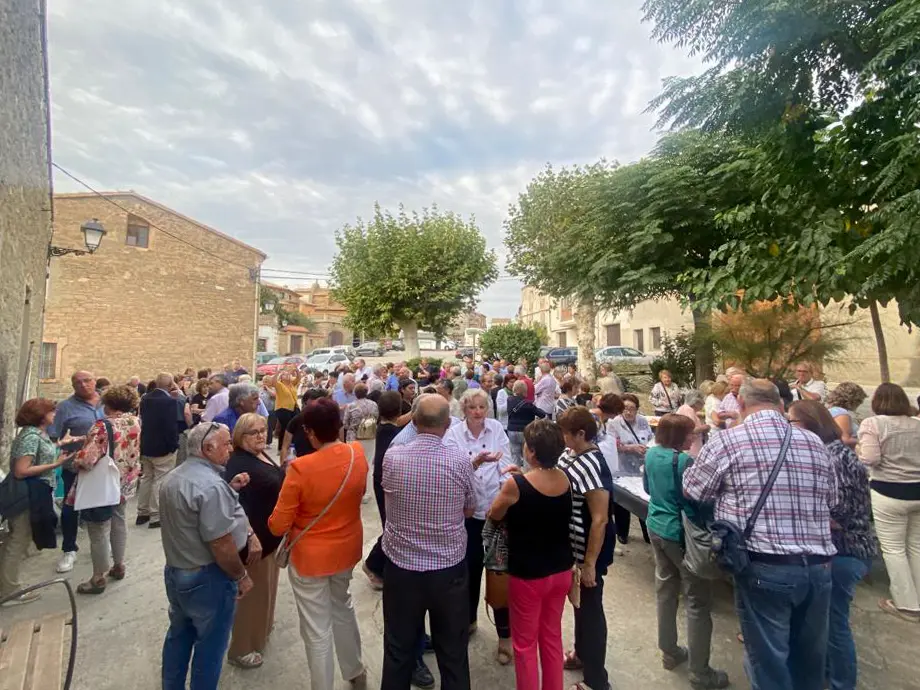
187, 422, 229, 457
513, 365, 526, 376
460, 387, 490, 410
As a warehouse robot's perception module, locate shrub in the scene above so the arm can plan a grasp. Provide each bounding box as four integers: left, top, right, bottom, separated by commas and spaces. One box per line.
649, 330, 697, 387
478, 324, 543, 365
406, 357, 444, 371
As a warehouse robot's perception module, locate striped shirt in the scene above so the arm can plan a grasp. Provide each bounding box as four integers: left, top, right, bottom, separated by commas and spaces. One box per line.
557, 448, 615, 567
683, 409, 837, 556
382, 434, 475, 571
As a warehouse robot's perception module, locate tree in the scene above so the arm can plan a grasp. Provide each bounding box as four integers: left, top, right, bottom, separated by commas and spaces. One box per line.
259, 284, 317, 332
478, 323, 543, 365
505, 162, 617, 382
330, 204, 498, 360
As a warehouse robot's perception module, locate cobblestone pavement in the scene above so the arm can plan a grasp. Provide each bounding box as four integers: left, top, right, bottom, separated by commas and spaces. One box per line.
3, 475, 917, 690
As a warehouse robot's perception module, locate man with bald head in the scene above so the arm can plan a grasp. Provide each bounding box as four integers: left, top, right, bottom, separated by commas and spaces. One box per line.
49, 370, 105, 573
380, 394, 475, 690
684, 379, 836, 690
137, 372, 181, 528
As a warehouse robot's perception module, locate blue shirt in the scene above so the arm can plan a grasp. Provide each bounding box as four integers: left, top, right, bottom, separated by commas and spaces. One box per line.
213, 406, 241, 432
48, 395, 104, 453
333, 389, 357, 407
386, 374, 400, 391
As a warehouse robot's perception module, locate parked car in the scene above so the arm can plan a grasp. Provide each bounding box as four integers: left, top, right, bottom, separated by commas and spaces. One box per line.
389, 339, 405, 351
595, 346, 654, 366
545, 347, 579, 367
356, 341, 386, 357
455, 346, 476, 359
331, 345, 356, 359
308, 347, 332, 358
539, 346, 553, 360
305, 352, 350, 373
256, 352, 279, 366
442, 339, 456, 351
256, 355, 307, 378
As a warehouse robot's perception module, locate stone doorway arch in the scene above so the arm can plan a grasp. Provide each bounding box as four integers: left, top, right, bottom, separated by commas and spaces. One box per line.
328, 330, 344, 346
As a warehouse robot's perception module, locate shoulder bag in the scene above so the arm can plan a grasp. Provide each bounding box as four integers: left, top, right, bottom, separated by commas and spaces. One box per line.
709, 425, 793, 576
276, 443, 355, 569
670, 451, 720, 580
74, 420, 121, 515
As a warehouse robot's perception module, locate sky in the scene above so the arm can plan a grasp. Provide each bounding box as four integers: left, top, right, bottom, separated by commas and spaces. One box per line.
48, 0, 700, 319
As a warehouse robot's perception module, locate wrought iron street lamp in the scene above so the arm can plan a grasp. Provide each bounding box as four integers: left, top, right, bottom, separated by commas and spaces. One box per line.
49, 219, 107, 257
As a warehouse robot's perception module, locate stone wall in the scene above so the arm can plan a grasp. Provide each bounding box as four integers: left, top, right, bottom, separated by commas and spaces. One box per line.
40, 194, 264, 398
0, 0, 54, 462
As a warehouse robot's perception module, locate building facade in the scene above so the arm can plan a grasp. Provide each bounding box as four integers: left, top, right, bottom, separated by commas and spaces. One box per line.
449, 309, 487, 341
0, 0, 54, 460
259, 281, 354, 354
39, 193, 265, 398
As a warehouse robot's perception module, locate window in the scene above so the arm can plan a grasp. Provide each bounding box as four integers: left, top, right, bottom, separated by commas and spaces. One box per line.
560, 298, 573, 322
650, 327, 662, 350
623, 348, 642, 357
126, 215, 149, 248
633, 329, 644, 352
257, 338, 268, 352
605, 323, 621, 346
40, 342, 57, 380
557, 331, 567, 347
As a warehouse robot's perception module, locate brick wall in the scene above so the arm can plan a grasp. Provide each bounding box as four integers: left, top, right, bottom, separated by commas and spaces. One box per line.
0, 0, 54, 462
39, 194, 264, 398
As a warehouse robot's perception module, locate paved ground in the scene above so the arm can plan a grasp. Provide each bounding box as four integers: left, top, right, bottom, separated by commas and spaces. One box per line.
4, 467, 918, 690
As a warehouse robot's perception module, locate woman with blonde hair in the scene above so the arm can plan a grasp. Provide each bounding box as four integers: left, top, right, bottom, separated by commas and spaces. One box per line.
225, 413, 284, 669
270, 366, 302, 453
650, 369, 683, 417
826, 382, 868, 448
703, 381, 728, 436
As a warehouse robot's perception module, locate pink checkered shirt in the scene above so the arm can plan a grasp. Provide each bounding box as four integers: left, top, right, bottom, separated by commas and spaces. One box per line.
382, 433, 475, 571
683, 409, 837, 557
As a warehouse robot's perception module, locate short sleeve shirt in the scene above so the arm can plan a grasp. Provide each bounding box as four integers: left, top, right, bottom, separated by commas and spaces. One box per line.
557, 448, 614, 567
159, 456, 249, 569
10, 427, 59, 489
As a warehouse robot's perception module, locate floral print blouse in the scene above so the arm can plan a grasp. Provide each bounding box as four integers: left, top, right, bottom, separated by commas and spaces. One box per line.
72, 413, 142, 500
10, 426, 60, 489
649, 382, 683, 414
342, 399, 379, 443
827, 439, 878, 561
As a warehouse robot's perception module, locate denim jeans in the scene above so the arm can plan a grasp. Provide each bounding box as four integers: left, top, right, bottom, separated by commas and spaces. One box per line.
60, 468, 79, 553
827, 556, 871, 690
162, 564, 238, 690
734, 559, 832, 690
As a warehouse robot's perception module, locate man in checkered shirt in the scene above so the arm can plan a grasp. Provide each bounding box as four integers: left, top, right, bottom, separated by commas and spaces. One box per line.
683, 379, 837, 690
380, 394, 475, 690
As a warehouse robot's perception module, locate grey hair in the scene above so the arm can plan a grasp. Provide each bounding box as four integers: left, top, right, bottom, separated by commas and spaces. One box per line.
209, 373, 229, 387
187, 421, 229, 457
513, 365, 526, 376
739, 378, 780, 407
229, 382, 259, 409
684, 390, 704, 408
512, 380, 528, 396
451, 366, 462, 376
460, 387, 490, 410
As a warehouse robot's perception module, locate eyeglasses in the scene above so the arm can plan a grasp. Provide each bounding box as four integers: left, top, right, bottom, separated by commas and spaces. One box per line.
201, 423, 220, 447
243, 428, 267, 437
789, 418, 802, 425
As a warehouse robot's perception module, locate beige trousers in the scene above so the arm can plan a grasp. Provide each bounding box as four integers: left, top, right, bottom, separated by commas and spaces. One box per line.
228, 553, 281, 657
872, 490, 920, 611
136, 452, 176, 520
0, 511, 32, 596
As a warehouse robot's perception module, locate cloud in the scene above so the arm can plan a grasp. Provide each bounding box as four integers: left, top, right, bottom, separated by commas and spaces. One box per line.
48, 0, 700, 318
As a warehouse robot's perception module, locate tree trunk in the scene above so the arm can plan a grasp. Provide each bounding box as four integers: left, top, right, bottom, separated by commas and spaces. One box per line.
691, 306, 715, 385
868, 301, 891, 383
575, 297, 597, 384
399, 320, 421, 361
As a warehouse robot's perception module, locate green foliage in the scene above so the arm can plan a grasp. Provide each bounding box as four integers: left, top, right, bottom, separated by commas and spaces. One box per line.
405, 357, 443, 371
609, 362, 654, 395
530, 321, 550, 346
478, 324, 542, 365
649, 331, 698, 387
330, 204, 498, 337
259, 284, 317, 331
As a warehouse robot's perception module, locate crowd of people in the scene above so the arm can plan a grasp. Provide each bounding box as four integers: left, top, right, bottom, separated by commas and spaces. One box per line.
2, 352, 920, 690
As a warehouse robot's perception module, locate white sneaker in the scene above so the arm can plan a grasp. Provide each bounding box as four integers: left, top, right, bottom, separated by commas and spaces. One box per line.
56, 551, 77, 573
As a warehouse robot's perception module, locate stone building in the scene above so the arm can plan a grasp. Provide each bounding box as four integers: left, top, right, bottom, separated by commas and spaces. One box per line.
449, 309, 487, 341
0, 0, 54, 459
259, 281, 353, 354
39, 192, 265, 398
296, 282, 353, 347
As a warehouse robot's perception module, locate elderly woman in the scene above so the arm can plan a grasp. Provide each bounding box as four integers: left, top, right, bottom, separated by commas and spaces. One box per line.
71, 385, 142, 594
555, 378, 578, 417
269, 397, 369, 689
496, 373, 516, 428
788, 400, 877, 690
650, 369, 683, 417
534, 361, 557, 417
703, 381, 728, 436
213, 382, 262, 432
271, 366, 302, 452
1, 399, 73, 606
506, 380, 547, 468
676, 391, 709, 459
343, 383, 379, 444
445, 388, 514, 664
826, 382, 868, 448
610, 393, 653, 544
857, 383, 920, 622
225, 413, 284, 669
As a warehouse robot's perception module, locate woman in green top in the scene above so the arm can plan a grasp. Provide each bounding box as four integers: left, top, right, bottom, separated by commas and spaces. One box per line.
1, 399, 77, 606
643, 414, 729, 690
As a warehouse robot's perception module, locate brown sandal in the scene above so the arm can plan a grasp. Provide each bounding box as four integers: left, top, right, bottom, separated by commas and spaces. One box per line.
77, 578, 106, 595
878, 598, 920, 622
563, 650, 583, 670
108, 564, 126, 581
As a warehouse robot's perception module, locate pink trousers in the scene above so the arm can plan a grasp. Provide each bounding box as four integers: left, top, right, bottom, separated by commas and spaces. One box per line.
508, 570, 572, 690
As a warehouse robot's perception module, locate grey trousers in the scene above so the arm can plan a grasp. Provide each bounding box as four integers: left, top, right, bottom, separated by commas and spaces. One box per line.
649, 531, 714, 674
508, 431, 525, 468
86, 502, 127, 575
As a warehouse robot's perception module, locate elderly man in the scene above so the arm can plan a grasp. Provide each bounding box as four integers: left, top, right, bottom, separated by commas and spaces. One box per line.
451, 367, 467, 400
381, 395, 475, 690
436, 378, 463, 419
333, 372, 357, 408
713, 373, 745, 429
213, 383, 261, 432
137, 372, 181, 528
48, 370, 104, 573
368, 364, 387, 393
128, 375, 147, 397
790, 362, 827, 402
201, 374, 230, 422
159, 422, 261, 690
597, 363, 624, 395
534, 361, 557, 416
354, 357, 373, 381
684, 379, 836, 690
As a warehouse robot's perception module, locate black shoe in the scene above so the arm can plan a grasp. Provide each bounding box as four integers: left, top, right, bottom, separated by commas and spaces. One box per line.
617, 534, 629, 545
148, 521, 161, 529
411, 661, 435, 689
135, 516, 150, 526
423, 634, 434, 654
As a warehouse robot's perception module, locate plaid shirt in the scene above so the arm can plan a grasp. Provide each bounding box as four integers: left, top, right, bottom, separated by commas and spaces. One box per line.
382, 433, 475, 571
683, 409, 837, 557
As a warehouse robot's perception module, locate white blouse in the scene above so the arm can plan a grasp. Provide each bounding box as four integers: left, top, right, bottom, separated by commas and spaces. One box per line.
444, 417, 513, 520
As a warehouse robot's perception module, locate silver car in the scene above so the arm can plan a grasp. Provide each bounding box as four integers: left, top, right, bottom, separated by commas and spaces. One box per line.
595, 346, 654, 365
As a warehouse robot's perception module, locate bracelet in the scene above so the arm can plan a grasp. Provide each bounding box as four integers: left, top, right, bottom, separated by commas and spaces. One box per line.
234, 570, 248, 583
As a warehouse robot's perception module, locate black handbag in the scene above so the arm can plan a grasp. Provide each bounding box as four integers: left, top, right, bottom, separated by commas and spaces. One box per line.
709, 425, 792, 576
0, 471, 29, 520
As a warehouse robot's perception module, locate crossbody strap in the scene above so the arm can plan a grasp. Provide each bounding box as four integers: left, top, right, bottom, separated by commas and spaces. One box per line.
742, 425, 793, 541
670, 450, 683, 510
662, 384, 672, 409
623, 419, 642, 444
285, 444, 355, 552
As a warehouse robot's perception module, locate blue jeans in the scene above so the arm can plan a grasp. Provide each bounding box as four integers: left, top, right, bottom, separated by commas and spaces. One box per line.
827, 556, 870, 690
734, 559, 832, 690
162, 564, 238, 690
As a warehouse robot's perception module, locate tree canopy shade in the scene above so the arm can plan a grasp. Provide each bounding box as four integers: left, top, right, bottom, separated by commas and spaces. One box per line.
330, 204, 498, 360
478, 323, 543, 366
